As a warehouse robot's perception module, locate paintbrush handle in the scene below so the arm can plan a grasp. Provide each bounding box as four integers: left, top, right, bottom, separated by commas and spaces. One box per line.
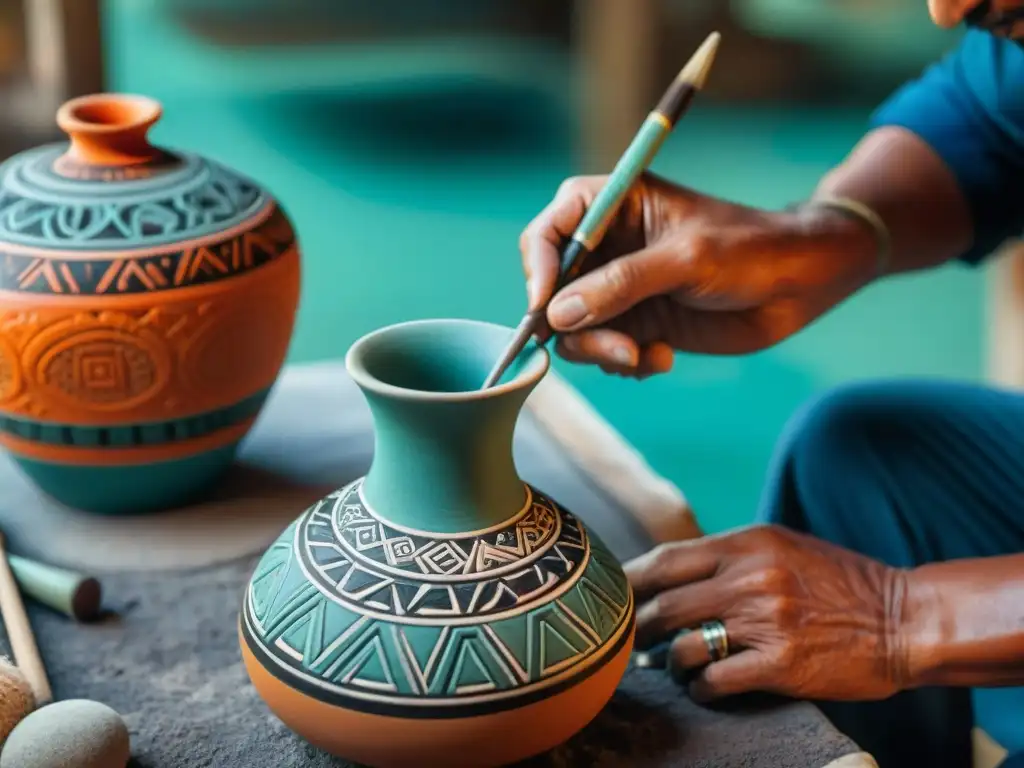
482, 31, 722, 390
481, 187, 651, 388
0, 538, 52, 705
556, 238, 590, 287
570, 115, 676, 254
561, 32, 719, 274
482, 121, 678, 389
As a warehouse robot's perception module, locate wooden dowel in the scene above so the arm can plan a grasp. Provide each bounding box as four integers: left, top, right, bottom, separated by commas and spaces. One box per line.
0, 533, 51, 706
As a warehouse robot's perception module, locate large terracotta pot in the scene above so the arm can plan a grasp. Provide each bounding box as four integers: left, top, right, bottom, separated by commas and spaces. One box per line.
0, 93, 301, 514
240, 319, 635, 767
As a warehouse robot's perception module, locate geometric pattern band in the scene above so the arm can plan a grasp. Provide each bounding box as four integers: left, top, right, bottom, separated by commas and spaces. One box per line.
242, 480, 634, 718
0, 388, 268, 447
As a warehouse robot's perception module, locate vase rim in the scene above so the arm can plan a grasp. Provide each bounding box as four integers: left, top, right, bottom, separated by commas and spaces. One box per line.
56, 93, 162, 136
345, 318, 549, 402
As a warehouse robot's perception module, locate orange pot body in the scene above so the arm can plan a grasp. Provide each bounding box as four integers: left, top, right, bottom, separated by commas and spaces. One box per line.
0, 94, 300, 513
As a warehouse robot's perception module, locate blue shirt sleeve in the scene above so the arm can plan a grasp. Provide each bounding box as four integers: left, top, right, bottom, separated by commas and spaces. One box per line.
870, 30, 1024, 264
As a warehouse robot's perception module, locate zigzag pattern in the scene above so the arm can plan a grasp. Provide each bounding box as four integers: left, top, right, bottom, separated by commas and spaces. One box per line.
0, 208, 294, 295
243, 491, 632, 709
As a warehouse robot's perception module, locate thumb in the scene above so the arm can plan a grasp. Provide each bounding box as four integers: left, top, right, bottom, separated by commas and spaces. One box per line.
546, 245, 688, 331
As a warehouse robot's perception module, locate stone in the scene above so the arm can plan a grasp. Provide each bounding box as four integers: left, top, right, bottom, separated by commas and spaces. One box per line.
0, 699, 130, 768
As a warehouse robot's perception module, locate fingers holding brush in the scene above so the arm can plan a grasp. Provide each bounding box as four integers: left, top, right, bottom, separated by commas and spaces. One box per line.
492, 32, 722, 390
519, 176, 604, 313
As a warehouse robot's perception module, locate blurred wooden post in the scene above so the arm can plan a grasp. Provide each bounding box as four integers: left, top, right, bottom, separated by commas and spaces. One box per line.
987, 242, 1024, 388
23, 0, 65, 99
17, 0, 103, 130
575, 0, 659, 172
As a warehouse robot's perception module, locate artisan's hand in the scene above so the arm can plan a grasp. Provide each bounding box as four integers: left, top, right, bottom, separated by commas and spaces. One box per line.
625, 525, 909, 702
519, 173, 879, 376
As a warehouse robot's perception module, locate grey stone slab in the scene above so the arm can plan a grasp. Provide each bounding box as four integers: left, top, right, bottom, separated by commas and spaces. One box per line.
0, 556, 861, 768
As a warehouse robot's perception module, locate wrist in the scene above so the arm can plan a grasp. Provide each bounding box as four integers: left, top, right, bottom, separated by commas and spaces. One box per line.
782, 201, 885, 295
892, 565, 947, 689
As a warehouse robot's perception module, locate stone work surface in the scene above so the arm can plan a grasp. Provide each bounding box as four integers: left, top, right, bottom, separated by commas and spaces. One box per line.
0, 555, 861, 768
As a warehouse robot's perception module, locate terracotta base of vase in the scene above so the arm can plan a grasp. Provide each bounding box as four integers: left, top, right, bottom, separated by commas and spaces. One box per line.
240, 622, 634, 767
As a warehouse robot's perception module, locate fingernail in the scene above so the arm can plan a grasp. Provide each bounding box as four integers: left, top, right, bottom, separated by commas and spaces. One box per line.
548, 294, 589, 329
612, 346, 635, 366
559, 334, 580, 354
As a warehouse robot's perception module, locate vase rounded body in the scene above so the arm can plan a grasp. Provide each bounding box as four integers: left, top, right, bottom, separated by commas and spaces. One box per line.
240, 319, 635, 767
0, 94, 301, 514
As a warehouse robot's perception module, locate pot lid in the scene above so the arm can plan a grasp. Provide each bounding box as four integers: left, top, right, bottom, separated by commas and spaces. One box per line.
0, 93, 273, 252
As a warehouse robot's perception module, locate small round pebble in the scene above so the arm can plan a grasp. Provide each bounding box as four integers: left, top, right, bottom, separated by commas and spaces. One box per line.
0, 699, 130, 768
0, 657, 35, 744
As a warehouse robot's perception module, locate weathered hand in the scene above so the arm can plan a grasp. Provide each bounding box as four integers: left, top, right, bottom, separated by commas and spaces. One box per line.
519, 173, 878, 377
624, 525, 909, 702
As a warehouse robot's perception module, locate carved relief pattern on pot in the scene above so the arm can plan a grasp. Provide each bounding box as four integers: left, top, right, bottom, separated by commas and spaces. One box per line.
0, 254, 299, 424
301, 482, 588, 622
0, 336, 19, 404
22, 312, 173, 412
242, 483, 633, 710
0, 206, 295, 295
332, 483, 563, 582
0, 151, 266, 249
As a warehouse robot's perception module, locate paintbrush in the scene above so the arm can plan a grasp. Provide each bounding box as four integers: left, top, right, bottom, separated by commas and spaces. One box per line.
482, 31, 722, 389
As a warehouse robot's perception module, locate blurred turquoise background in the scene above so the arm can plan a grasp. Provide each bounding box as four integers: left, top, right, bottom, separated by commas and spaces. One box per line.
102, 0, 985, 534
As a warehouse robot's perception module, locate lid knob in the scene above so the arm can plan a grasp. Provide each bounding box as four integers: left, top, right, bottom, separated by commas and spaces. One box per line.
55, 93, 164, 172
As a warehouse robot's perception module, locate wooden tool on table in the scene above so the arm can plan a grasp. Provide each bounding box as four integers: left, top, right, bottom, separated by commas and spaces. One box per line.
482, 31, 722, 389
0, 532, 51, 706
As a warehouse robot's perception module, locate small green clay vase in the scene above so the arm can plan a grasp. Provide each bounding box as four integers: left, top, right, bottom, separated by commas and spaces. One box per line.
240, 319, 635, 768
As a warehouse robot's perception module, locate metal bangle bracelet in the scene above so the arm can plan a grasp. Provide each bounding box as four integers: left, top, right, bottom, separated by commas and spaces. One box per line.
788, 195, 892, 277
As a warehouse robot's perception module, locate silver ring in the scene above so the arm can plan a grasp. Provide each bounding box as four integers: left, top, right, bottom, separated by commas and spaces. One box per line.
700, 620, 729, 662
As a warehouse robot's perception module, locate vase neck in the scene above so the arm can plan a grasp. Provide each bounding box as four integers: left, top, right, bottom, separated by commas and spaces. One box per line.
360, 393, 528, 533
346, 319, 549, 535
53, 94, 172, 180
